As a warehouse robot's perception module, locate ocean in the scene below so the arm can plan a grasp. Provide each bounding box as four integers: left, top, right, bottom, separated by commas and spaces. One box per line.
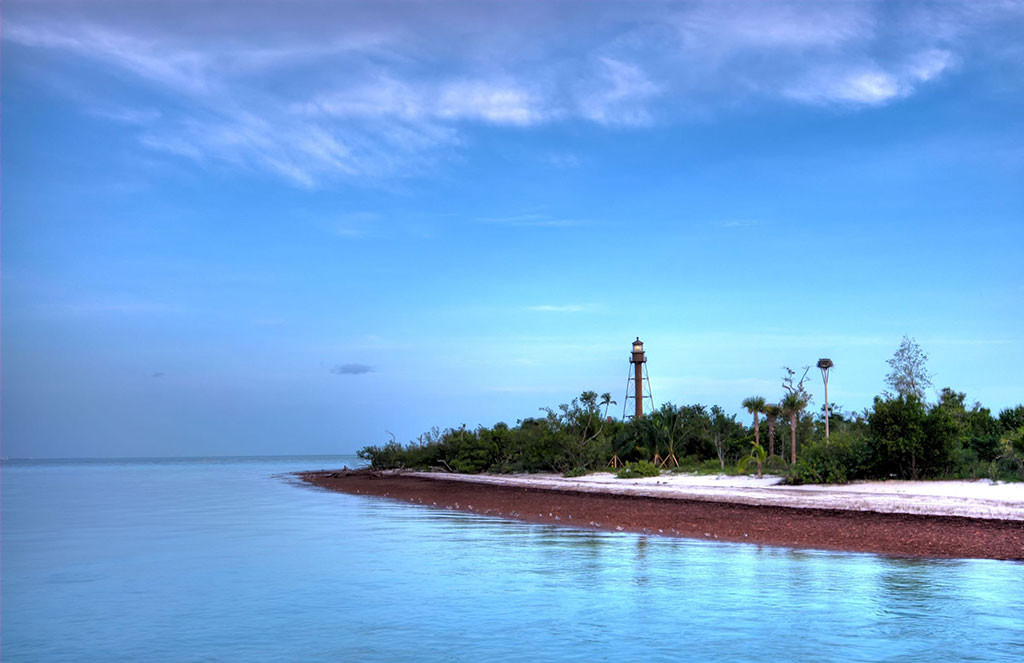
2, 456, 1022, 662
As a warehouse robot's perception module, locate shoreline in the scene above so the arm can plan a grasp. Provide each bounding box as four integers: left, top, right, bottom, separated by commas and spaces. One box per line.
298, 470, 1024, 561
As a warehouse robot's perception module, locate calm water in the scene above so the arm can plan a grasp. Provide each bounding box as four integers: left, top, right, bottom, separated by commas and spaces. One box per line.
2, 457, 1022, 662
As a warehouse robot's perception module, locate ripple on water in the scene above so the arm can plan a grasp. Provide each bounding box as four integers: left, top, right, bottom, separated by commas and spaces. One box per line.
2, 458, 1023, 662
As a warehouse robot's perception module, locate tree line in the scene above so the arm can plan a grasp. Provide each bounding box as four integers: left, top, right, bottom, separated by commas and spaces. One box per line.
358, 337, 1024, 484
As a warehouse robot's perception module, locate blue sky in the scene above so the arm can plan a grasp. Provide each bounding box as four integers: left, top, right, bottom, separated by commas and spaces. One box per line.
3, 0, 1023, 458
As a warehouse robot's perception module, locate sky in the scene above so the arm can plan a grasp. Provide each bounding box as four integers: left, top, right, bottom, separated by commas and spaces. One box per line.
3, 0, 1023, 459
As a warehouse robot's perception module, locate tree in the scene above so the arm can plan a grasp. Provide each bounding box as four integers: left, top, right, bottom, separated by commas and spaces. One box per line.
653, 403, 683, 467
868, 394, 958, 479
610, 425, 637, 468
1000, 405, 1024, 432
742, 396, 767, 451
541, 391, 612, 471
885, 335, 932, 400
675, 404, 714, 459
781, 392, 807, 465
934, 388, 1001, 461
709, 405, 743, 470
781, 366, 811, 464
996, 427, 1024, 480
763, 403, 781, 458
737, 442, 767, 478
601, 392, 617, 419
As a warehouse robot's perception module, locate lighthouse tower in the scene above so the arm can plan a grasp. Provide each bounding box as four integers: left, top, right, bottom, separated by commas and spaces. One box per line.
622, 337, 654, 420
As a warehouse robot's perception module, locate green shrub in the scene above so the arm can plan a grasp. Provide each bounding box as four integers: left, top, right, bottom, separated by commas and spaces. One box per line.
667, 456, 742, 475
950, 447, 987, 479
765, 454, 789, 473
616, 460, 661, 479
357, 441, 404, 469
990, 427, 1024, 481
786, 434, 871, 484
562, 467, 588, 478
447, 427, 497, 474
1000, 406, 1024, 432
987, 457, 1023, 482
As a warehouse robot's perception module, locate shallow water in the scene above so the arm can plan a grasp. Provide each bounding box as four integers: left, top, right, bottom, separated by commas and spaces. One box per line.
3, 457, 1022, 662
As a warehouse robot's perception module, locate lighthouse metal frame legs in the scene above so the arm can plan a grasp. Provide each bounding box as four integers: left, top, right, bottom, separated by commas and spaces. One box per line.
622, 362, 654, 420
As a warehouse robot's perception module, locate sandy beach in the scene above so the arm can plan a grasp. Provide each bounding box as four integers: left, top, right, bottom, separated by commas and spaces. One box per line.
300, 470, 1024, 561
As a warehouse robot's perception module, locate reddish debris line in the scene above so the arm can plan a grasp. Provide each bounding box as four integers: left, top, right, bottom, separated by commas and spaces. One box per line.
298, 470, 1024, 561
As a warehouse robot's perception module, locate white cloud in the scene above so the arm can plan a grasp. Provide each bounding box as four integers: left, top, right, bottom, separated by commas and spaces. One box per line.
783, 49, 955, 107
577, 57, 660, 126
301, 77, 549, 126
906, 49, 955, 83
829, 70, 902, 106
297, 77, 425, 120
7, 1, 1017, 185
7, 23, 216, 96
437, 81, 549, 125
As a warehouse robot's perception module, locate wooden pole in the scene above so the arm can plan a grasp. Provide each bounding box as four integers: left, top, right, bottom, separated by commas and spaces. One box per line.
824, 373, 830, 439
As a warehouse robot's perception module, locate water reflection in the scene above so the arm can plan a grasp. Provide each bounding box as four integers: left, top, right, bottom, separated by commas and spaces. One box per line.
4, 458, 1023, 663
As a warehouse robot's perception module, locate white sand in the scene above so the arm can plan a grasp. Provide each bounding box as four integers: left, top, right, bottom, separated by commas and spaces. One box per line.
405, 471, 1024, 521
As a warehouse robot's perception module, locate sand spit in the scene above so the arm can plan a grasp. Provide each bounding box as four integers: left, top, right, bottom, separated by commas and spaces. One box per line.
405, 471, 1024, 521
299, 470, 1024, 560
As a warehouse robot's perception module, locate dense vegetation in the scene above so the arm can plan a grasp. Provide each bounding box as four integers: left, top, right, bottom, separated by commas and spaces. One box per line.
358, 338, 1024, 484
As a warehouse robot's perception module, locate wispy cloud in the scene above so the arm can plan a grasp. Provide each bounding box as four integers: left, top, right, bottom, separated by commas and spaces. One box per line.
526, 304, 598, 313
329, 212, 381, 238
251, 317, 286, 328
480, 213, 584, 228
783, 50, 956, 107
298, 77, 552, 126
8, 1, 1022, 185
542, 152, 582, 169
713, 219, 760, 228
577, 57, 660, 127
486, 385, 561, 394
669, 2, 874, 54
330, 363, 374, 376
6, 23, 217, 96
50, 297, 185, 317
90, 105, 163, 125
437, 81, 551, 126
657, 376, 780, 393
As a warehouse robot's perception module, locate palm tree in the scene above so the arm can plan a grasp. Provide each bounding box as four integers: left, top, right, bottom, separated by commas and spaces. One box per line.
781, 392, 807, 465
648, 407, 665, 466
742, 396, 767, 451
656, 403, 682, 468
600, 393, 616, 419
598, 392, 620, 467
763, 403, 781, 458
737, 442, 767, 478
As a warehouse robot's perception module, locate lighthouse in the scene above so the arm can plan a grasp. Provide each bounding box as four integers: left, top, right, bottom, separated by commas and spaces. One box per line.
623, 337, 654, 419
